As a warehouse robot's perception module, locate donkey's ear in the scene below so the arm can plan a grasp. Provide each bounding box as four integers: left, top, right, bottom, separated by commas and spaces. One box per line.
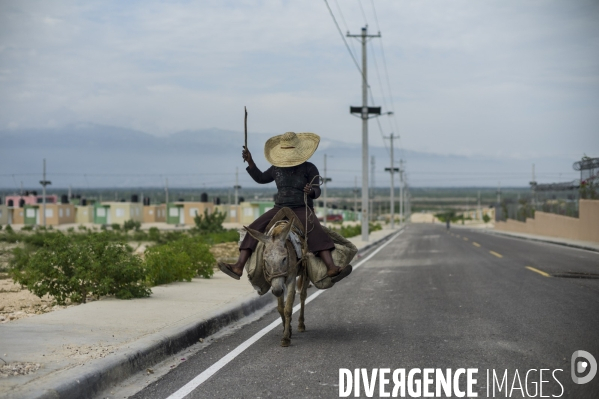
279, 217, 295, 242
244, 226, 270, 244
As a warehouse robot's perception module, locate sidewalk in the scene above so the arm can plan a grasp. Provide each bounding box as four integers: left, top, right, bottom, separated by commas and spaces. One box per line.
484, 229, 599, 253
0, 224, 403, 399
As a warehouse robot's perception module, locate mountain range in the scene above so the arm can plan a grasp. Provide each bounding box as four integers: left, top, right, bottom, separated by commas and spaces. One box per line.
0, 123, 581, 189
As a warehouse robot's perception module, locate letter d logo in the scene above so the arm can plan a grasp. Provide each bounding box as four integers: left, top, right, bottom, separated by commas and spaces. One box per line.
571, 350, 597, 384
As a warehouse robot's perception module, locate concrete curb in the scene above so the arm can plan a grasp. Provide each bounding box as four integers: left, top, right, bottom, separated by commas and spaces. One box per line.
18, 227, 403, 399
17, 294, 275, 399
484, 229, 599, 253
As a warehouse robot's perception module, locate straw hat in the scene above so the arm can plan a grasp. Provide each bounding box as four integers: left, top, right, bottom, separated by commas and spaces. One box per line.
264, 132, 320, 167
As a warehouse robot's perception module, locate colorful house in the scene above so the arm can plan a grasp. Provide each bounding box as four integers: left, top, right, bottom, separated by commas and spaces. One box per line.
166, 202, 215, 225
93, 202, 143, 225
239, 201, 274, 225
0, 205, 8, 225
75, 205, 94, 224
143, 204, 166, 223
22, 203, 76, 226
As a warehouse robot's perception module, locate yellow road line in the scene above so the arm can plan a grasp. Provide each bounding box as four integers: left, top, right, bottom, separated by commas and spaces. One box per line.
489, 251, 503, 258
463, 237, 469, 241
526, 266, 551, 278
472, 242, 481, 247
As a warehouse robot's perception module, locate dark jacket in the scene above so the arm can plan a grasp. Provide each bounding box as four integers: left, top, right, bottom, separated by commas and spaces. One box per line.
246, 162, 321, 208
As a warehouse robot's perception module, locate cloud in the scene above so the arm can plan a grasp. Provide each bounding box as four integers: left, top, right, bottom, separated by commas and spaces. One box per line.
0, 0, 598, 161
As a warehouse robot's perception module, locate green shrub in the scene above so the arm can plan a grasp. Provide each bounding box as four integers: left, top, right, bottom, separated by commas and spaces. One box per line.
111, 223, 121, 231
170, 236, 215, 278
78, 224, 88, 231
5, 225, 13, 233
132, 230, 148, 241
483, 214, 491, 223
148, 227, 161, 242
144, 236, 215, 284
144, 244, 194, 285
332, 223, 382, 238
0, 225, 3, 231
198, 230, 239, 245
22, 225, 34, 231
193, 209, 226, 234
123, 219, 141, 231
9, 232, 150, 305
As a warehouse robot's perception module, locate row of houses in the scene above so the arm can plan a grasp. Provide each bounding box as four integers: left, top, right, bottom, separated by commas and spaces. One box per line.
0, 193, 360, 227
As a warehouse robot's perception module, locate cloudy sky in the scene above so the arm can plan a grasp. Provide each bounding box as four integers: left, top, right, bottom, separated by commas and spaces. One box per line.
1, 0, 598, 162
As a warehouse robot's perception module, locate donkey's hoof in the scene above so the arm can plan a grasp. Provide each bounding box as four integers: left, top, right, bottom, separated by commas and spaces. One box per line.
281, 338, 291, 347
298, 323, 306, 332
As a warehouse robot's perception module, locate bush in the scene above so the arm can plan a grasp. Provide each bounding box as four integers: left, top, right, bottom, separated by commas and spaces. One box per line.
123, 219, 141, 231
332, 223, 382, 238
22, 225, 33, 231
483, 214, 491, 223
5, 225, 13, 233
171, 236, 215, 278
144, 244, 194, 285
9, 232, 150, 305
193, 209, 226, 234
148, 227, 161, 242
144, 236, 215, 284
111, 223, 121, 231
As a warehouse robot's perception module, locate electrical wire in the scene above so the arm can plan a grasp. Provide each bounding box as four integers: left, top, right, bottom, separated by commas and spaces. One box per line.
323, 0, 364, 77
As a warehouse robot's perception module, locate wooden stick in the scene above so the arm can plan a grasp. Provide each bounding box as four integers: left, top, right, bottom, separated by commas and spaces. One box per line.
244, 106, 248, 155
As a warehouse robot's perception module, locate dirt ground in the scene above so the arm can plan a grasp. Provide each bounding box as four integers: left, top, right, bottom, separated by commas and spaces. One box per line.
0, 241, 240, 325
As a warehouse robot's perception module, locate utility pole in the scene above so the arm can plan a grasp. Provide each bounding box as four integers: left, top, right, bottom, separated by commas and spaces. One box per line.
384, 134, 400, 228
477, 190, 481, 221
348, 25, 381, 242
39, 159, 51, 227
399, 159, 404, 225
353, 176, 358, 221
370, 156, 375, 222
165, 178, 169, 205
497, 182, 501, 204
531, 163, 536, 210
322, 154, 332, 226
234, 167, 241, 205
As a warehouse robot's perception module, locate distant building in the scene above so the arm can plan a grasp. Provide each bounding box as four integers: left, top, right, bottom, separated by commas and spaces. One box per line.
75, 205, 94, 224
5, 193, 58, 208
0, 204, 8, 225
93, 202, 143, 225
143, 204, 166, 223
166, 202, 215, 225
22, 203, 76, 226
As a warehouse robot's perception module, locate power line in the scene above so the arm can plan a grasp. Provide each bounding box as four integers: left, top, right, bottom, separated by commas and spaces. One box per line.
323, 0, 363, 77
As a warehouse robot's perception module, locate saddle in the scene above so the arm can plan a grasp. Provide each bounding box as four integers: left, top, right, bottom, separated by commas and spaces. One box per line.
243, 207, 358, 295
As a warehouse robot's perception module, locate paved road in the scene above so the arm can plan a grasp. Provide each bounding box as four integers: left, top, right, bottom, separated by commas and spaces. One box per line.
125, 225, 599, 398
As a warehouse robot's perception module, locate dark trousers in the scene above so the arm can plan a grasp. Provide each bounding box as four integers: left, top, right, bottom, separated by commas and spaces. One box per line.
239, 206, 335, 253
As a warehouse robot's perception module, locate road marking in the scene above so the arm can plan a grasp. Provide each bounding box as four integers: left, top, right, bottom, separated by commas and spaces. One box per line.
456, 234, 460, 238
526, 266, 551, 277
166, 230, 405, 399
463, 237, 468, 241
489, 251, 503, 258
472, 242, 481, 247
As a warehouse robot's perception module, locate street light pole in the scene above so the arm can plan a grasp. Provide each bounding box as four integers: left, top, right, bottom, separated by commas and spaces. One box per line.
384, 134, 399, 229
348, 26, 381, 242
39, 159, 51, 227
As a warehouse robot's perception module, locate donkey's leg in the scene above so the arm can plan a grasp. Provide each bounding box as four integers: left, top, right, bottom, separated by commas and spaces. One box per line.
277, 296, 285, 327
298, 273, 308, 332
281, 279, 296, 347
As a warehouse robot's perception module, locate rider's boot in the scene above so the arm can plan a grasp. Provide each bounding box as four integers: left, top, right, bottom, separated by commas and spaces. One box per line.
218, 249, 251, 280
318, 249, 352, 283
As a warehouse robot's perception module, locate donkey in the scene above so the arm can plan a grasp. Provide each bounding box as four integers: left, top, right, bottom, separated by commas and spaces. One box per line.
244, 217, 308, 347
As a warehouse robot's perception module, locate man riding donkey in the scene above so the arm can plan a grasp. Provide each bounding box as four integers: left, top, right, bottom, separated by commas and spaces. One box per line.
218, 131, 353, 284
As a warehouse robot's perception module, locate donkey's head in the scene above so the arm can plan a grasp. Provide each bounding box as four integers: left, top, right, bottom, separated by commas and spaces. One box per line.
244, 218, 295, 297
